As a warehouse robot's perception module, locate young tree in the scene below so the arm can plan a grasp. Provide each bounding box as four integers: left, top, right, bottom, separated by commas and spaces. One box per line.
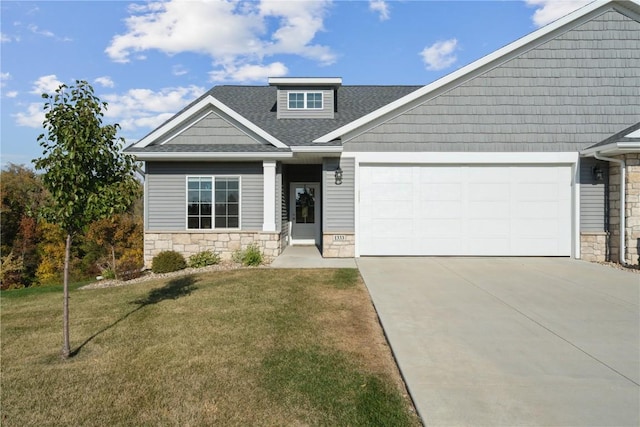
33, 80, 140, 358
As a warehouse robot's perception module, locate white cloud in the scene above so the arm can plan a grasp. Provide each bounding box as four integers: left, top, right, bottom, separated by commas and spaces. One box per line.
106, 0, 334, 83
95, 76, 115, 88
172, 64, 189, 76
101, 85, 205, 133
1, 72, 10, 87
30, 74, 64, 94
14, 103, 45, 128
6, 91, 18, 98
27, 24, 54, 38
209, 62, 287, 82
369, 0, 390, 21
1, 33, 12, 43
525, 0, 593, 27
420, 39, 459, 71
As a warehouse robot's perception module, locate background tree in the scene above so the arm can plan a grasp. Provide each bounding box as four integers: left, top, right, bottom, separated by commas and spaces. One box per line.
86, 211, 142, 280
0, 164, 49, 288
33, 80, 140, 358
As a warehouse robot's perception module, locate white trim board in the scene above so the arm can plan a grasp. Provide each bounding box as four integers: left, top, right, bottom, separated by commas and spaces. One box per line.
342, 151, 579, 164
132, 95, 288, 149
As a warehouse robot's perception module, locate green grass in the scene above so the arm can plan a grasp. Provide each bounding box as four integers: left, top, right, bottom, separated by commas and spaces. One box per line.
1, 269, 419, 426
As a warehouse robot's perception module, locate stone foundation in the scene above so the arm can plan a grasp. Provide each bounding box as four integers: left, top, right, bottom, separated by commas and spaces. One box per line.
322, 233, 355, 258
144, 231, 282, 267
580, 232, 608, 262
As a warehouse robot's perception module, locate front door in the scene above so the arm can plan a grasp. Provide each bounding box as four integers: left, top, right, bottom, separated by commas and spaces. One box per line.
290, 183, 320, 245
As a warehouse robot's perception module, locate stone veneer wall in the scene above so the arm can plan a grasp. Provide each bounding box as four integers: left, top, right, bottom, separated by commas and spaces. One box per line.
608, 153, 640, 266
580, 232, 608, 262
322, 233, 355, 258
144, 231, 281, 267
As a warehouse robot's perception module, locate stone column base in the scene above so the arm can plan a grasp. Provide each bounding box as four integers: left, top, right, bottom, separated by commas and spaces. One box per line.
322, 233, 355, 258
580, 232, 608, 262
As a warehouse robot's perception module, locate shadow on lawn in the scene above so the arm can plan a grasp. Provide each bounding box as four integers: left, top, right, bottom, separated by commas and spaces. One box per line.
70, 275, 197, 357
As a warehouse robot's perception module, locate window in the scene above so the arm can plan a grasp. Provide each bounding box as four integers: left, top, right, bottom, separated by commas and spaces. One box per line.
187, 176, 240, 229
288, 92, 305, 109
287, 92, 323, 110
214, 177, 239, 228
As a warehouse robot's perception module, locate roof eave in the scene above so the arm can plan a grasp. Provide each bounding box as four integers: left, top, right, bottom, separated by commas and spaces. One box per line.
290, 146, 343, 153
130, 152, 294, 162
581, 141, 640, 156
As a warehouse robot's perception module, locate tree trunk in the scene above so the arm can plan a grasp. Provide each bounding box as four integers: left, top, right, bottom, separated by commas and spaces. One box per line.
111, 244, 117, 280
61, 233, 72, 359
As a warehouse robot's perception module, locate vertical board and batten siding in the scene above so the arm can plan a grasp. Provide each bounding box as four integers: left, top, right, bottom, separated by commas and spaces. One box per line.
276, 88, 335, 119
146, 162, 263, 231
165, 111, 260, 145
322, 157, 355, 231
345, 10, 640, 152
579, 157, 608, 232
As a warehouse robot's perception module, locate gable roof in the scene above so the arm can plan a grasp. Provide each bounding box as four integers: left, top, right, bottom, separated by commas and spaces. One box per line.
582, 122, 640, 155
313, 0, 640, 143
127, 85, 420, 153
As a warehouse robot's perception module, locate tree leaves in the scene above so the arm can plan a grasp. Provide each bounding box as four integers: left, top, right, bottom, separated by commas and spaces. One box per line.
33, 80, 141, 235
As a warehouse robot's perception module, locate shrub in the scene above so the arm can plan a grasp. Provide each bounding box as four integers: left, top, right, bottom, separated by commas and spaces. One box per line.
151, 250, 187, 274
101, 268, 116, 280
0, 252, 24, 290
233, 244, 263, 267
188, 250, 220, 268
117, 248, 144, 281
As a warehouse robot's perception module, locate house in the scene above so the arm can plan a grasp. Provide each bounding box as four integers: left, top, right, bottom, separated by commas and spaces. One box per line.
126, 0, 640, 267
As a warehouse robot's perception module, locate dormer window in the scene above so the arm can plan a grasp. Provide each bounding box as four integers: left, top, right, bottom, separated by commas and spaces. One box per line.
288, 92, 323, 110
270, 77, 341, 119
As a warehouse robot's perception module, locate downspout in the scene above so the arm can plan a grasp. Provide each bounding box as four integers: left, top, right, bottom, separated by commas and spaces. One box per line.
594, 153, 626, 265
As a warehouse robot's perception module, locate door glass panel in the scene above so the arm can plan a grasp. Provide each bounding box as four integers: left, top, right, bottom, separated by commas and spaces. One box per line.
295, 186, 315, 224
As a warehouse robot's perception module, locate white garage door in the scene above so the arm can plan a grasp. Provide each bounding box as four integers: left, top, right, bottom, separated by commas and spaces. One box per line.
359, 165, 572, 256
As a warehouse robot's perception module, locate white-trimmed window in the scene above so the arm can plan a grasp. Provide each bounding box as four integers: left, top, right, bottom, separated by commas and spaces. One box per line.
288, 92, 323, 110
187, 176, 240, 229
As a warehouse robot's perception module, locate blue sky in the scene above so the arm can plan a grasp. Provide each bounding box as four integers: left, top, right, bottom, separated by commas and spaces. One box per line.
1, 0, 593, 167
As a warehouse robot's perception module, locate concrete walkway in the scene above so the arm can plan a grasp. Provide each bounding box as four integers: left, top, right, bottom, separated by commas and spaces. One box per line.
357, 257, 640, 427
270, 245, 357, 268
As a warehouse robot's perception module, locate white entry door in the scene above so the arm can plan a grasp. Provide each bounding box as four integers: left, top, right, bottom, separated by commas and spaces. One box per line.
290, 183, 321, 245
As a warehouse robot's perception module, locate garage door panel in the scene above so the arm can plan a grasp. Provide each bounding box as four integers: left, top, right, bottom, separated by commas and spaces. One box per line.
468, 201, 510, 218
468, 183, 510, 201
420, 183, 463, 200
359, 165, 572, 256
374, 200, 413, 218
417, 200, 464, 218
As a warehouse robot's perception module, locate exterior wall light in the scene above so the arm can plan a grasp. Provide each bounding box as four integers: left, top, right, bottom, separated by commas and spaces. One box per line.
335, 167, 343, 185
592, 165, 604, 182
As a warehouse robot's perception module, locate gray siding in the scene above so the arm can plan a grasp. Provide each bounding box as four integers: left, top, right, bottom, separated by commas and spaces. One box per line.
346, 9, 640, 152
323, 157, 355, 231
277, 88, 335, 119
166, 111, 260, 145
146, 162, 263, 231
580, 157, 608, 232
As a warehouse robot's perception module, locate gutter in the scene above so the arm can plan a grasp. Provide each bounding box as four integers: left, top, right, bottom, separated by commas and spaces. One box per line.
594, 152, 626, 265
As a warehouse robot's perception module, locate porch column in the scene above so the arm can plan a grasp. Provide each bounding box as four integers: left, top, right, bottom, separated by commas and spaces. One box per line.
262, 160, 277, 232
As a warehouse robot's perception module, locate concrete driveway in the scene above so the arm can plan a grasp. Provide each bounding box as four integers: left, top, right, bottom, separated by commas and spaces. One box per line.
357, 257, 640, 426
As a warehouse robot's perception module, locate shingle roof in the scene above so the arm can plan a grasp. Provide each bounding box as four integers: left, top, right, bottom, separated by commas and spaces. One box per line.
207, 85, 421, 146
128, 85, 421, 151
584, 121, 640, 150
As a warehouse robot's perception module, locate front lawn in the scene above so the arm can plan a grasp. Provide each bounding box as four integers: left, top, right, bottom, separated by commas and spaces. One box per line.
1, 269, 420, 426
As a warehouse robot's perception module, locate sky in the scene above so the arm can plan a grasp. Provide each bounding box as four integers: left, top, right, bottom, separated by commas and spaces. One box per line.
1, 0, 595, 167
